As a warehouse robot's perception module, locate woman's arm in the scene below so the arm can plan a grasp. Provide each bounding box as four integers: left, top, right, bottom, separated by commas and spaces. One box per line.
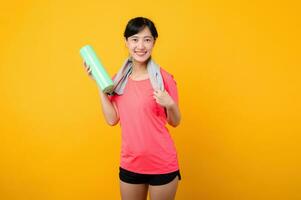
97, 87, 119, 126
165, 101, 181, 127
83, 61, 119, 126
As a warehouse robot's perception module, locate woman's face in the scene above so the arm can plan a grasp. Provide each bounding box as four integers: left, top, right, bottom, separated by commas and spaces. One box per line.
125, 27, 155, 64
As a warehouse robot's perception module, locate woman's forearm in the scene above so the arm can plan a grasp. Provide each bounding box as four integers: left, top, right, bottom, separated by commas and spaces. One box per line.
97, 87, 119, 126
166, 102, 181, 127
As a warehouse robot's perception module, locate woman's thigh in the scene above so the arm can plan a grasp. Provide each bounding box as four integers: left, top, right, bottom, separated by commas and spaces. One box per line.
149, 176, 179, 200
120, 180, 149, 200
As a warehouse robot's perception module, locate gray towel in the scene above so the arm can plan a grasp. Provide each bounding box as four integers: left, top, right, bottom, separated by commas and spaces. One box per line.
111, 57, 164, 95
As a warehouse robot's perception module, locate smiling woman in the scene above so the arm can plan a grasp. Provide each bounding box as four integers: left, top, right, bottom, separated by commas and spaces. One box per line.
82, 17, 181, 200
124, 17, 157, 66
125, 27, 154, 67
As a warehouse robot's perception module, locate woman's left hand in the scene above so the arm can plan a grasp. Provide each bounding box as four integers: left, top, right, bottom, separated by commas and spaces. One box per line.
153, 89, 175, 108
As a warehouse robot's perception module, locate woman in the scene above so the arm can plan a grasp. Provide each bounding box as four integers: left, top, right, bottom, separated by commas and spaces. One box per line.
83, 17, 181, 200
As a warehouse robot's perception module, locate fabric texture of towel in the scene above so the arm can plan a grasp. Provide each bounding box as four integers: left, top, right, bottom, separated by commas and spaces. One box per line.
110, 57, 165, 95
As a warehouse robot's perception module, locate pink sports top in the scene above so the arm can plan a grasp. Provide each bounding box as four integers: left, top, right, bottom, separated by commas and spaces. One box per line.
109, 67, 180, 174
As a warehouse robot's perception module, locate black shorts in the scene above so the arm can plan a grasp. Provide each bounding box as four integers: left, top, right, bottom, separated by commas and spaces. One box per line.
119, 167, 182, 186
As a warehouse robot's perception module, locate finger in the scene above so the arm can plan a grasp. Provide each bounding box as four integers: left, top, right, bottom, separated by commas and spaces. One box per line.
156, 90, 163, 95
153, 91, 161, 97
84, 61, 90, 69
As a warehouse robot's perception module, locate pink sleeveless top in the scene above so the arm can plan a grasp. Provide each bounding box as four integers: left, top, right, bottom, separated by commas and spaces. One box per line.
109, 68, 179, 174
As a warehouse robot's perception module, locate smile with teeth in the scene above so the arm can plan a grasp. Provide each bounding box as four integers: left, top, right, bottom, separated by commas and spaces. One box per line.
135, 51, 147, 56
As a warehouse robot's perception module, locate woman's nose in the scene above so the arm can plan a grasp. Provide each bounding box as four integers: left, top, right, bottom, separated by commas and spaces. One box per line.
137, 40, 145, 49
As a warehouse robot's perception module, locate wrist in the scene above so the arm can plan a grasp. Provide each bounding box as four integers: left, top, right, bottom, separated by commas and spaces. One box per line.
165, 100, 176, 110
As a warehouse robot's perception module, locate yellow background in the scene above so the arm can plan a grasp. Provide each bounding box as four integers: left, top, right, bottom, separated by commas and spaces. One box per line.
1, 0, 300, 199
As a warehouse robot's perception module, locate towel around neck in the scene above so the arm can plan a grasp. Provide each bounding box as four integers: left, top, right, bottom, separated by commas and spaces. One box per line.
111, 57, 165, 95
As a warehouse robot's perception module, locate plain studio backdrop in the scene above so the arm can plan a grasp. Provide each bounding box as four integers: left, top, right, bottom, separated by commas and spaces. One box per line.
0, 0, 300, 199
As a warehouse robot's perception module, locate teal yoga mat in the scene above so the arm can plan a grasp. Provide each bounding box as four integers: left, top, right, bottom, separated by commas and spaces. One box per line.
80, 45, 114, 94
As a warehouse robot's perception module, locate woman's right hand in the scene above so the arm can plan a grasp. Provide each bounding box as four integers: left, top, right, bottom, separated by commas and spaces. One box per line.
83, 61, 95, 80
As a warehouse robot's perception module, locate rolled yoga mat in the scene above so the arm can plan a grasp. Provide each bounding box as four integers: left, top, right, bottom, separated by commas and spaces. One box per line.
80, 45, 114, 94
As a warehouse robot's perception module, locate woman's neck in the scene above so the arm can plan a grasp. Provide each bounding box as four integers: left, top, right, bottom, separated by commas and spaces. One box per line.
132, 61, 147, 75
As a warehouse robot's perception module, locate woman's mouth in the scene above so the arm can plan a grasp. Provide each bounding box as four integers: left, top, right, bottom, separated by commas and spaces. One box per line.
135, 51, 147, 56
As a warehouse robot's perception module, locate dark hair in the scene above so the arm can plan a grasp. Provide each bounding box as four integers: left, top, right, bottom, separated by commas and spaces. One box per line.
124, 17, 158, 40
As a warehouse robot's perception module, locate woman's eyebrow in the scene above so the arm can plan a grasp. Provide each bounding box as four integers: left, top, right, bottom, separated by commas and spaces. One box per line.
131, 35, 153, 38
